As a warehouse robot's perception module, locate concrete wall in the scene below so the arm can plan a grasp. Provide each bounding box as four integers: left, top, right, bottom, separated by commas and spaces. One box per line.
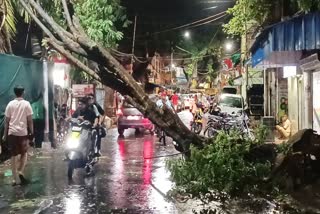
288, 76, 299, 134
303, 71, 313, 129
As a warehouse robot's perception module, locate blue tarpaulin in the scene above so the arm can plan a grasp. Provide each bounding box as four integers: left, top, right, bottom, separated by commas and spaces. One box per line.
251, 12, 320, 67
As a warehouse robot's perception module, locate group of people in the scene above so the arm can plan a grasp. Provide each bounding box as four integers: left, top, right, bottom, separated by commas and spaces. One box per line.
2, 85, 106, 186
69, 93, 106, 157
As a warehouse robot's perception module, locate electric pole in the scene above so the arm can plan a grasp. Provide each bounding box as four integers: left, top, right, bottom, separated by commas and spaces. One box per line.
131, 15, 137, 65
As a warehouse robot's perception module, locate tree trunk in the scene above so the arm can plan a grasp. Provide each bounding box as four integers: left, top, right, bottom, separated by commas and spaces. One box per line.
104, 86, 115, 118
18, 0, 206, 152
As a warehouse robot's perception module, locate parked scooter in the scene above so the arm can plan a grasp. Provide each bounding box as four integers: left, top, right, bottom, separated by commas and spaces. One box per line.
65, 118, 98, 180
191, 103, 204, 134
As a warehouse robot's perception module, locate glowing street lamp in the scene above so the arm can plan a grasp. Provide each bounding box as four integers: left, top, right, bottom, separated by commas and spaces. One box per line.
184, 31, 191, 39
225, 41, 233, 52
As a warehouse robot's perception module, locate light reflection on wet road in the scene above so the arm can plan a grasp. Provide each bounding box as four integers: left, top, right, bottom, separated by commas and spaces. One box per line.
0, 128, 179, 213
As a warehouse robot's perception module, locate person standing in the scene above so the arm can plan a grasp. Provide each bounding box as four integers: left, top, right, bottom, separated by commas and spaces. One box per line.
171, 92, 179, 111
2, 86, 34, 186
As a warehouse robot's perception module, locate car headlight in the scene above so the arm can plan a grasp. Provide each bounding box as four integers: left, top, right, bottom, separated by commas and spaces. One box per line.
66, 138, 80, 149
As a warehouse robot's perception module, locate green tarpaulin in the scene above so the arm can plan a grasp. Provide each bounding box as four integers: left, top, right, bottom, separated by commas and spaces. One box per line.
0, 54, 53, 130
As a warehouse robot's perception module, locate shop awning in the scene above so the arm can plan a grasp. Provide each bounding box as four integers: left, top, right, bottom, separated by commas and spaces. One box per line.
251, 12, 320, 67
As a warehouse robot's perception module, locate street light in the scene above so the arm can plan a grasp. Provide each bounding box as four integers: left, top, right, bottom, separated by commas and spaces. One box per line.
225, 41, 233, 52
184, 31, 191, 39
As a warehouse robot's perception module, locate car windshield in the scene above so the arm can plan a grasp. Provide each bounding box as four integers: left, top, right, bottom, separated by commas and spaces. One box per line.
219, 96, 242, 108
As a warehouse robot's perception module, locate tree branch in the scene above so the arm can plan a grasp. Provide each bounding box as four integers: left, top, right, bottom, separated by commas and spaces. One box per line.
22, 0, 87, 56
47, 38, 101, 81
72, 16, 97, 47
61, 0, 78, 34
18, 0, 63, 46
0, 13, 5, 31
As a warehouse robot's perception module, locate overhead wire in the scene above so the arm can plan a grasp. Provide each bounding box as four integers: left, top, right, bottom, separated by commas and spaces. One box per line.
112, 49, 218, 62
151, 11, 227, 35
181, 13, 227, 30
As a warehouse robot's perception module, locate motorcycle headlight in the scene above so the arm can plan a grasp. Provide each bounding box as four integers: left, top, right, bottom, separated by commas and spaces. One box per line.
66, 138, 80, 149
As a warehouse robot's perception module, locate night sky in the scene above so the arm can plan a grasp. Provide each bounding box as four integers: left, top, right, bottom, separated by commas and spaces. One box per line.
119, 0, 235, 55
122, 0, 234, 23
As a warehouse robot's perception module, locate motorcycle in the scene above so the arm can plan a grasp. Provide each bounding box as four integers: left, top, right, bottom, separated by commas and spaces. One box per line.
65, 118, 98, 180
204, 110, 255, 140
191, 108, 203, 134
56, 116, 69, 143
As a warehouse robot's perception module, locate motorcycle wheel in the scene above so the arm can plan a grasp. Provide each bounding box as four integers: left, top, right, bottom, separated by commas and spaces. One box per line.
195, 123, 202, 134
191, 123, 196, 133
207, 127, 218, 138
68, 161, 74, 180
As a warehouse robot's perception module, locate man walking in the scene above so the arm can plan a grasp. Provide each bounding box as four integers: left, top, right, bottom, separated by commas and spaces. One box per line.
2, 86, 33, 186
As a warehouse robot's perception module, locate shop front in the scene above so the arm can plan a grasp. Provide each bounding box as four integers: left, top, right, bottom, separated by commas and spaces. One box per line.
251, 12, 320, 134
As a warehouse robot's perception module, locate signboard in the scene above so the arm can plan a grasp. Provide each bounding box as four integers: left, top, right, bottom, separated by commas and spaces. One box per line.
72, 84, 94, 98
278, 79, 288, 118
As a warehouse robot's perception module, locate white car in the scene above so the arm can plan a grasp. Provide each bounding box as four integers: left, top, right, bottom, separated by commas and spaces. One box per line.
217, 94, 244, 115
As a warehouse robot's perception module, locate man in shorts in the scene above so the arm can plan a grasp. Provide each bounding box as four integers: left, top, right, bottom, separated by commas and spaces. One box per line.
2, 86, 34, 186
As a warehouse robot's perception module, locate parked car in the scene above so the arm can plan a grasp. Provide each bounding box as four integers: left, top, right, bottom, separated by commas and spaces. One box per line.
117, 100, 154, 136
217, 94, 245, 115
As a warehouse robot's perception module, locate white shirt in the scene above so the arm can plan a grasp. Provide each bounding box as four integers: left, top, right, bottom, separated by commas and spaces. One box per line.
5, 98, 33, 136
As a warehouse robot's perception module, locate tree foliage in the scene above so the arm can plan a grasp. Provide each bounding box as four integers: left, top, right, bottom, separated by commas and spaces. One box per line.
223, 0, 272, 36
0, 0, 129, 53
167, 127, 271, 195
74, 0, 130, 47
224, 0, 320, 36
0, 0, 16, 52
178, 28, 223, 83
296, 0, 320, 12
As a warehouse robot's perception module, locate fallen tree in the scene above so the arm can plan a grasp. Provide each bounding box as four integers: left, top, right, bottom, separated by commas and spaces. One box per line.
167, 128, 320, 197
18, 0, 205, 152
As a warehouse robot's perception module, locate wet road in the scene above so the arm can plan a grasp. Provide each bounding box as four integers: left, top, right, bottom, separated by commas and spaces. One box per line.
0, 128, 181, 214
2, 128, 320, 213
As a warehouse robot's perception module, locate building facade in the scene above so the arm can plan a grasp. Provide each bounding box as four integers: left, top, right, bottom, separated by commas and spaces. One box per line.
251, 12, 320, 134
